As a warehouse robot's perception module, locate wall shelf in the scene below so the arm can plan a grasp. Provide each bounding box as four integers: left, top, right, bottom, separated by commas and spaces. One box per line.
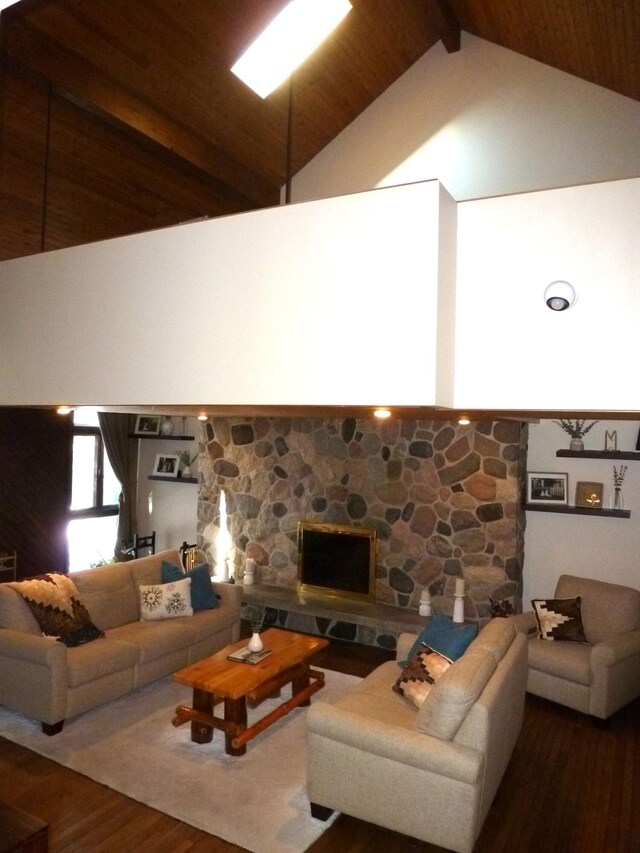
148, 475, 198, 484
130, 433, 195, 441
556, 450, 640, 460
525, 503, 630, 518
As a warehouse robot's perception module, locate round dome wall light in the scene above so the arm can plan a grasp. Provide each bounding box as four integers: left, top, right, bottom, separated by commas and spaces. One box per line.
544, 280, 576, 312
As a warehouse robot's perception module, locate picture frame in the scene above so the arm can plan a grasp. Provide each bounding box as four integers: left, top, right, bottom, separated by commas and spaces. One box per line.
152, 453, 179, 478
134, 415, 161, 436
526, 472, 568, 505
575, 481, 604, 509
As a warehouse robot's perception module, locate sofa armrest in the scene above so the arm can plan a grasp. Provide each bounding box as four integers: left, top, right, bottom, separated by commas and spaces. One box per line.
589, 629, 640, 718
591, 628, 640, 667
0, 628, 65, 666
396, 632, 418, 662
510, 611, 537, 636
211, 581, 243, 613
0, 628, 68, 724
307, 700, 482, 785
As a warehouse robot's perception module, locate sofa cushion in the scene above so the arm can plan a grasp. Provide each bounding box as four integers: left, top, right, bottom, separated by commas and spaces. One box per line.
555, 575, 640, 644
8, 573, 104, 647
393, 644, 452, 709
161, 561, 219, 611
532, 597, 587, 643
416, 647, 497, 740
527, 636, 591, 685
109, 618, 200, 663
66, 637, 139, 688
469, 617, 516, 663
129, 549, 183, 589
333, 660, 419, 729
71, 562, 138, 630
0, 584, 41, 635
139, 578, 193, 621
401, 613, 478, 665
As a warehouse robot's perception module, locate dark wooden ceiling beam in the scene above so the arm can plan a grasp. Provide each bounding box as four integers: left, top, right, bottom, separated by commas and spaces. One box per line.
2, 18, 279, 208
434, 0, 461, 53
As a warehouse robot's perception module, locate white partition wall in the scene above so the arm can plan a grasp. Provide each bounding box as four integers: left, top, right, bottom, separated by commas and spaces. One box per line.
0, 180, 457, 409
454, 177, 640, 411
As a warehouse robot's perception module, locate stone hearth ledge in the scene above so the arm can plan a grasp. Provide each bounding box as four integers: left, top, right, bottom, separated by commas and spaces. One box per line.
240, 583, 427, 649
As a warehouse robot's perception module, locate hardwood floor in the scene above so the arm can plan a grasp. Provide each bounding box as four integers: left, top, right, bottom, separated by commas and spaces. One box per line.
0, 637, 638, 852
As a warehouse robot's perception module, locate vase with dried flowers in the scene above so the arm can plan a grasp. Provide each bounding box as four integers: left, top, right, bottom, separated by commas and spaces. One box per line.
176, 450, 198, 478
248, 617, 264, 652
553, 419, 599, 452
612, 464, 627, 510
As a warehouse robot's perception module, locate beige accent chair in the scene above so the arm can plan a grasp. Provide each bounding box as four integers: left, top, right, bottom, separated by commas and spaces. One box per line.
511, 574, 640, 720
307, 618, 527, 853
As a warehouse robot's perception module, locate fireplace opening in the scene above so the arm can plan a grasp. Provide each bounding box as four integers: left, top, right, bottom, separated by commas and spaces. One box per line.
297, 521, 376, 603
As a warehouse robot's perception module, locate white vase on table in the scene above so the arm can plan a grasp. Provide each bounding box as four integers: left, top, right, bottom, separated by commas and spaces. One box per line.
248, 632, 263, 652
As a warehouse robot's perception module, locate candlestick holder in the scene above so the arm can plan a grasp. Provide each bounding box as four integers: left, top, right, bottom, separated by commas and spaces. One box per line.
419, 602, 431, 617
453, 594, 465, 624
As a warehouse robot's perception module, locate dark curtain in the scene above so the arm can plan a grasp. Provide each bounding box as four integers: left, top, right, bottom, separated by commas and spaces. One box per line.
98, 412, 138, 559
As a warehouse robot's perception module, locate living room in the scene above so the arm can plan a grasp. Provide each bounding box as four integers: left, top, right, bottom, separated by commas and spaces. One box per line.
1, 2, 639, 851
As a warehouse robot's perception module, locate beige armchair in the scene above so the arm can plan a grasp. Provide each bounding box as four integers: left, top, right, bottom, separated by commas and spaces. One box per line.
511, 574, 640, 720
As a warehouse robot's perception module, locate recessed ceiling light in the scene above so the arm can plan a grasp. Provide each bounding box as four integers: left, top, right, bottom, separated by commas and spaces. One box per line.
458, 415, 471, 425
231, 0, 352, 98
198, 414, 208, 421
374, 408, 391, 420
56, 405, 73, 415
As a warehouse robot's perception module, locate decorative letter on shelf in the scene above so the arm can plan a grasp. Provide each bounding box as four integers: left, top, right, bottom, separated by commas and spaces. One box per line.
605, 430, 617, 452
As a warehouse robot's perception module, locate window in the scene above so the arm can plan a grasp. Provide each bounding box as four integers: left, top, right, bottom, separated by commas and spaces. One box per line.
67, 409, 120, 570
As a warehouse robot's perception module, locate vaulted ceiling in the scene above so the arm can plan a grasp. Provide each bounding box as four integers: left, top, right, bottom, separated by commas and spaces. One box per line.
1, 0, 638, 231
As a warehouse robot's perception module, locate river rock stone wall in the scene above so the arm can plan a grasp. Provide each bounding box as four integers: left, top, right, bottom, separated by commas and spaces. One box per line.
197, 418, 527, 625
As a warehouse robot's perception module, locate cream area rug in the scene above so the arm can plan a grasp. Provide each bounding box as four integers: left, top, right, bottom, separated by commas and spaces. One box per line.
0, 669, 358, 853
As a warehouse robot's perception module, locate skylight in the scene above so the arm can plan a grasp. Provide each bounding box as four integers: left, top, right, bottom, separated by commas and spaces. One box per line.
231, 0, 352, 99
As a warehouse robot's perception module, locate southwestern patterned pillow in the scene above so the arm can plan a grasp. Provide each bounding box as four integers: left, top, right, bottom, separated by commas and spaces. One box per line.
532, 596, 588, 642
139, 577, 193, 621
393, 643, 452, 709
9, 573, 104, 646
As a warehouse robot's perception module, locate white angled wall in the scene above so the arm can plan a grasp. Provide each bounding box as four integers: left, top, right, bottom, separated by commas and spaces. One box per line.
291, 33, 640, 204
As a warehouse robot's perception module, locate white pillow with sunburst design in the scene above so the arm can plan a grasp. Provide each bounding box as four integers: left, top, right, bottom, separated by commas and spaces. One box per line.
139, 577, 192, 621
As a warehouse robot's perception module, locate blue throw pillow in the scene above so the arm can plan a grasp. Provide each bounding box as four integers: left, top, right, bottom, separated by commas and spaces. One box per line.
400, 612, 477, 666
161, 561, 218, 611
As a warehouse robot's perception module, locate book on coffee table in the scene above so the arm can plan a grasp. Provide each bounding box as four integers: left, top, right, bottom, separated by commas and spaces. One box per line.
227, 646, 273, 665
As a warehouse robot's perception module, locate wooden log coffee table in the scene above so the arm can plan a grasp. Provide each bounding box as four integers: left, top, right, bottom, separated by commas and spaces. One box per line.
172, 627, 329, 756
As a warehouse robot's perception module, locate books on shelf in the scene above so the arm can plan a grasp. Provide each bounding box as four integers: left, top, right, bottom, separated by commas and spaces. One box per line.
227, 646, 273, 665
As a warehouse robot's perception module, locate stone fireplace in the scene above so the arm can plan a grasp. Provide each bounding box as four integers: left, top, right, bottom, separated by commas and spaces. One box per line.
197, 417, 527, 647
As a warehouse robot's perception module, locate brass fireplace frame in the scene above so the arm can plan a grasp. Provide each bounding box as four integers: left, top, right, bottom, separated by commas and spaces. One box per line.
296, 521, 377, 603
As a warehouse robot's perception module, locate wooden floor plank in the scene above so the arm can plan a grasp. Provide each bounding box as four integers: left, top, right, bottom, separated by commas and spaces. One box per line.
0, 636, 638, 853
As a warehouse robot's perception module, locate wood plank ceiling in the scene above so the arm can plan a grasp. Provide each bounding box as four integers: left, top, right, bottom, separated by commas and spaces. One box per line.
0, 0, 638, 260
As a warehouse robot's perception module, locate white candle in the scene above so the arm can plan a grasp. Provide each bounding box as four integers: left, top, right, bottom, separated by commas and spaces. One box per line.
420, 589, 431, 604
455, 578, 465, 597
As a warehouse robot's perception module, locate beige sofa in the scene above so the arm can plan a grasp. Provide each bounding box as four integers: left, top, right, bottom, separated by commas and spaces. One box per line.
511, 574, 640, 720
0, 549, 241, 734
306, 618, 527, 853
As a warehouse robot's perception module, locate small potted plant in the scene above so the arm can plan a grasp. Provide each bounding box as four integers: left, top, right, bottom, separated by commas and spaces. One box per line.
553, 419, 599, 452
176, 450, 198, 478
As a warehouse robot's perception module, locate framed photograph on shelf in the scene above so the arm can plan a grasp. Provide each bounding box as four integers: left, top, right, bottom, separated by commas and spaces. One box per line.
134, 415, 161, 435
575, 481, 603, 509
152, 453, 179, 478
527, 472, 568, 505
